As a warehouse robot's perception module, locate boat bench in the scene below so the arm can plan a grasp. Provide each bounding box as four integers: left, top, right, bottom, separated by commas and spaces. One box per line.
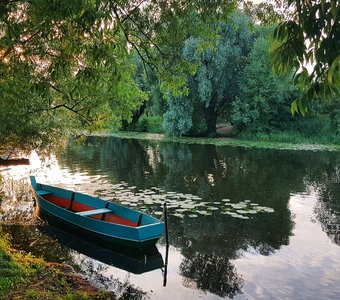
37, 190, 52, 196
75, 208, 113, 217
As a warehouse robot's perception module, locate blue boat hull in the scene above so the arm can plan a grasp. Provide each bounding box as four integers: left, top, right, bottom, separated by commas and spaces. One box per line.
30, 176, 164, 249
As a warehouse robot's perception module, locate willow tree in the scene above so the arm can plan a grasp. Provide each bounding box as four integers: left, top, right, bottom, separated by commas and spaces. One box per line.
0, 0, 235, 154
163, 12, 253, 136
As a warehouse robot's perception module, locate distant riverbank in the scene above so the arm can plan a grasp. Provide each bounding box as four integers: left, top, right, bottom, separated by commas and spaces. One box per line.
90, 131, 340, 152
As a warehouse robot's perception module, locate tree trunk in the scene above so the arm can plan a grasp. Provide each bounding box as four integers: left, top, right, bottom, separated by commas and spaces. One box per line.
203, 106, 218, 136
0, 157, 30, 166
121, 101, 148, 131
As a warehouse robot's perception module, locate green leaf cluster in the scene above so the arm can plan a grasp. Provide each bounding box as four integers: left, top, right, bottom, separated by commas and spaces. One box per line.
162, 12, 253, 136
0, 0, 239, 151
271, 0, 340, 114
233, 31, 299, 132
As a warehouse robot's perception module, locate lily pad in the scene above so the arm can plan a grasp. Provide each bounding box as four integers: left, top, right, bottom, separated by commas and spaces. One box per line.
188, 214, 198, 218
196, 210, 208, 215
172, 213, 185, 218
222, 199, 230, 202
236, 209, 249, 214
207, 207, 219, 211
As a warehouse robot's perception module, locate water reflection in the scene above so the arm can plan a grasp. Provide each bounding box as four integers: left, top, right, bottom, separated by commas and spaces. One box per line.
39, 225, 165, 275
1, 136, 340, 299
313, 167, 340, 245
180, 253, 243, 298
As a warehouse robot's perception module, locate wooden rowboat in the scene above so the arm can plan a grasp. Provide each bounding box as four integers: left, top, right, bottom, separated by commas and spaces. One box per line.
30, 176, 164, 249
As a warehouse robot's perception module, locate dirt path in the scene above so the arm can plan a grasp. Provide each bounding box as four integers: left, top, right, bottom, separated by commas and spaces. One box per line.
216, 124, 234, 136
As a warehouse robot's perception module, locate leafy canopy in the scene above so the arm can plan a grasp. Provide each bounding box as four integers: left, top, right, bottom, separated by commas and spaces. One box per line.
0, 0, 236, 152
271, 0, 340, 115
163, 12, 253, 136
232, 27, 299, 132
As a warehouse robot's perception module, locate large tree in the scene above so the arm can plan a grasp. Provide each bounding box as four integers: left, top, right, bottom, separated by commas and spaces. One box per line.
232, 27, 300, 132
163, 12, 253, 136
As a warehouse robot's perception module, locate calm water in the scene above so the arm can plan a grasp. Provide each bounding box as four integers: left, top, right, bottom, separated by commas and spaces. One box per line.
1, 136, 340, 299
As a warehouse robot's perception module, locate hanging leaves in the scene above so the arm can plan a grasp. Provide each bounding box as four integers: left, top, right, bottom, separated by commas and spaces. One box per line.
271, 0, 340, 115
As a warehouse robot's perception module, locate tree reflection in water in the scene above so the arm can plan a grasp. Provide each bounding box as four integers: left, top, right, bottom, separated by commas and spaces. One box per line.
313, 165, 340, 245
180, 252, 243, 298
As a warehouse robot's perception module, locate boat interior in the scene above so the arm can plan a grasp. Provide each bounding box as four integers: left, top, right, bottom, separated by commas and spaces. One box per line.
40, 193, 141, 227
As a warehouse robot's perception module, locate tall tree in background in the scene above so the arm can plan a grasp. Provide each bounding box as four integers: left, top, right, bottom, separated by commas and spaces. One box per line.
232, 27, 300, 132
163, 12, 253, 136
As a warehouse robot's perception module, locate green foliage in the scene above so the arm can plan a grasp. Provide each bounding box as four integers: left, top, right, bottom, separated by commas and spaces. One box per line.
241, 0, 286, 24
0, 0, 241, 152
163, 12, 253, 136
232, 31, 299, 133
0, 0, 150, 152
238, 116, 340, 145
145, 116, 164, 133
163, 97, 193, 136
329, 100, 340, 135
271, 0, 340, 114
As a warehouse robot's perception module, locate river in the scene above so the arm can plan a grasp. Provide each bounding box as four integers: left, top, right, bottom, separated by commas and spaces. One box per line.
1, 136, 339, 299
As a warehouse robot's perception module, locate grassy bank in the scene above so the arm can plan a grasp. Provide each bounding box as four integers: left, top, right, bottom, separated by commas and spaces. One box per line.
96, 131, 340, 152
0, 230, 114, 300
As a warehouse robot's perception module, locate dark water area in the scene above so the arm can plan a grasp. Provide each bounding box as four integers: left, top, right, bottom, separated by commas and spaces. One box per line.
1, 136, 340, 299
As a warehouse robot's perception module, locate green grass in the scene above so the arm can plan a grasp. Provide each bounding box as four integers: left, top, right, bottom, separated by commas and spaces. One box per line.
101, 131, 340, 152
0, 229, 113, 300
239, 130, 340, 145
0, 233, 35, 298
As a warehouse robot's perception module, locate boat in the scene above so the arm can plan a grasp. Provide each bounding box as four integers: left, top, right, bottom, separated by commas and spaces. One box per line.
30, 176, 165, 249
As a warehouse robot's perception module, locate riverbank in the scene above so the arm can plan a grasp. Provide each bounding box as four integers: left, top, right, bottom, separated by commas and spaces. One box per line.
92, 131, 340, 152
0, 230, 115, 300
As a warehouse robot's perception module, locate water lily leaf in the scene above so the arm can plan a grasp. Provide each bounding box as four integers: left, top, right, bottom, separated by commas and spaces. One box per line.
207, 207, 219, 211
188, 214, 198, 218
172, 213, 185, 218
197, 210, 208, 215
222, 199, 230, 202
175, 208, 189, 213
236, 209, 249, 214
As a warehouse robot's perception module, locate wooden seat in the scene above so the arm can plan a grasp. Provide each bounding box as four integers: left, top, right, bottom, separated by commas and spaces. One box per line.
37, 190, 52, 196
75, 208, 113, 217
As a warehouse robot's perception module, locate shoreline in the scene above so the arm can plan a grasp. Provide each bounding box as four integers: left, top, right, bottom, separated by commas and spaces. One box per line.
86, 131, 340, 152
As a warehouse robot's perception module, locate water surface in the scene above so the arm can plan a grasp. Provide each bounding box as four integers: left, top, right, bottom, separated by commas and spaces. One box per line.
1, 136, 340, 299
